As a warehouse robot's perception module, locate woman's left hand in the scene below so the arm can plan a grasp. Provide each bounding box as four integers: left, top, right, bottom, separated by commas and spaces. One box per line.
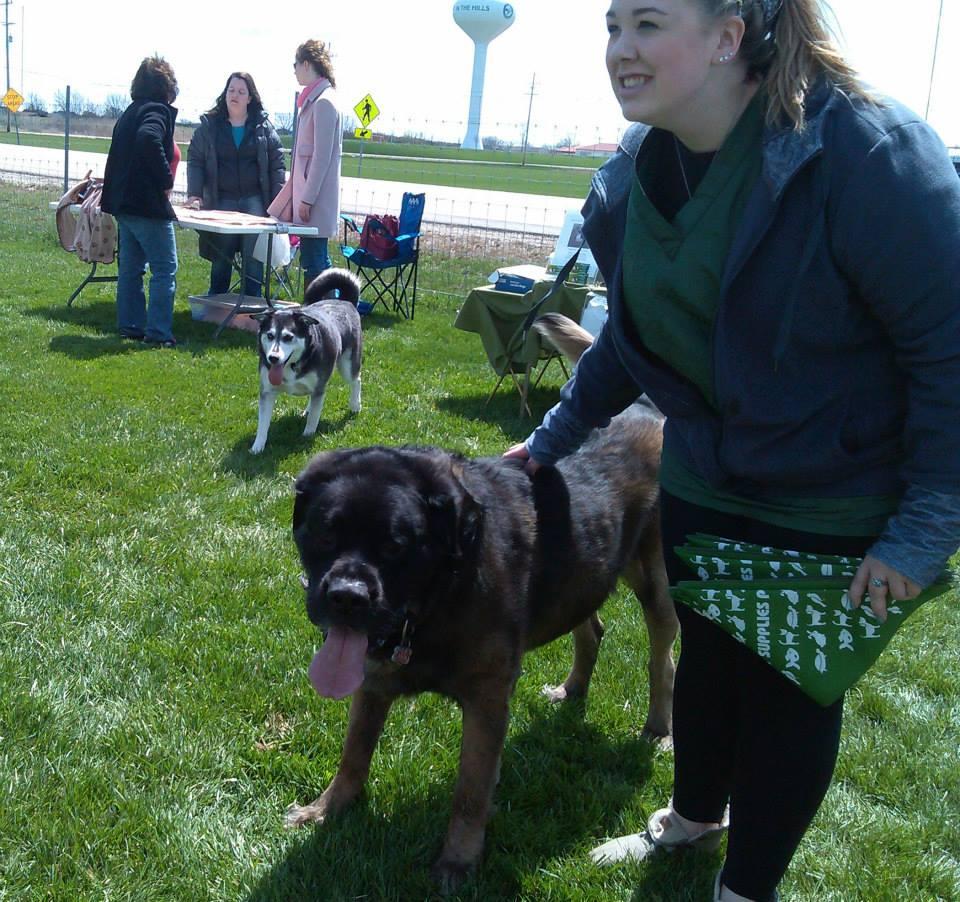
298, 201, 313, 222
848, 555, 921, 622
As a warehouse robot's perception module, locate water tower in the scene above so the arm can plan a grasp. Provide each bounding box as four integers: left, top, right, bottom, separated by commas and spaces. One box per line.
453, 2, 516, 150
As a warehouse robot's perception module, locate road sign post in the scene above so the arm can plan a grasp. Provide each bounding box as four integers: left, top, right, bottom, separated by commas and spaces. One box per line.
3, 88, 23, 143
352, 94, 380, 177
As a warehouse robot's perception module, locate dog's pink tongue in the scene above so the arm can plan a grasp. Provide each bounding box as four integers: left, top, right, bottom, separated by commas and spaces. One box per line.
308, 627, 369, 699
268, 363, 285, 386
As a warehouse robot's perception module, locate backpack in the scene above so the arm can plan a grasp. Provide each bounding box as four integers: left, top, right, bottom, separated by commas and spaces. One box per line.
359, 213, 399, 260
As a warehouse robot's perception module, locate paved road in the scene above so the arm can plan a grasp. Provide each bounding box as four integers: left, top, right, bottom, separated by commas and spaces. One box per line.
1, 143, 585, 235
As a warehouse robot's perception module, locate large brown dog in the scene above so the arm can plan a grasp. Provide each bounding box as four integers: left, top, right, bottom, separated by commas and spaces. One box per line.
287, 315, 678, 892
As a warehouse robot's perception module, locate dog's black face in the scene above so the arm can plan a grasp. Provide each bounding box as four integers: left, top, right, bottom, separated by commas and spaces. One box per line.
293, 448, 481, 648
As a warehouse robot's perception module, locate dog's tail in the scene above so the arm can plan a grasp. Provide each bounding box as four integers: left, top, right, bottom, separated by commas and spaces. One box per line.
533, 313, 594, 364
304, 268, 362, 307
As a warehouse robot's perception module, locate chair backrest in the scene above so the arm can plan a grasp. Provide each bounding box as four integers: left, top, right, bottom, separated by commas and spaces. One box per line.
397, 192, 425, 257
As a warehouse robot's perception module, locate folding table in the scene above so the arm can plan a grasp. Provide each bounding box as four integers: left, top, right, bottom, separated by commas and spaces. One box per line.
454, 278, 589, 416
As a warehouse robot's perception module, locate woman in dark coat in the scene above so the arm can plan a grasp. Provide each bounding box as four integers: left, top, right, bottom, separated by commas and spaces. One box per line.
186, 72, 285, 298
101, 55, 180, 347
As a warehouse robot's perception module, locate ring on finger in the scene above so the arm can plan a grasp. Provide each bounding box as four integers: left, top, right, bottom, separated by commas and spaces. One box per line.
870, 576, 888, 588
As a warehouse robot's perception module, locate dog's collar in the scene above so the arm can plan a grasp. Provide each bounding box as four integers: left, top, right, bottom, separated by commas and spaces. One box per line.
370, 618, 414, 665
390, 619, 414, 666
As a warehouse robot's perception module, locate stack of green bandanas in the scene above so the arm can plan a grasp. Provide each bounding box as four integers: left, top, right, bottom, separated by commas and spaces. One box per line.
671, 534, 953, 706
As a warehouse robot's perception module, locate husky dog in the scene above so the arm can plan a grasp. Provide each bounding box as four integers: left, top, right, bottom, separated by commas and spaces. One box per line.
250, 269, 363, 454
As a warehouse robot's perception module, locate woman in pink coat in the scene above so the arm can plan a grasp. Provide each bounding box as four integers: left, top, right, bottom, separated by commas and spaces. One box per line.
268, 39, 342, 295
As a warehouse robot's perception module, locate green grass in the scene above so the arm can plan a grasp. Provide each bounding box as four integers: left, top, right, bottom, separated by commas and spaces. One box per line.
0, 130, 598, 198
1, 187, 958, 901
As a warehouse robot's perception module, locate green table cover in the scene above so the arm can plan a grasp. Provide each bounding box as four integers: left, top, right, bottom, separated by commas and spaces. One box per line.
454, 279, 588, 376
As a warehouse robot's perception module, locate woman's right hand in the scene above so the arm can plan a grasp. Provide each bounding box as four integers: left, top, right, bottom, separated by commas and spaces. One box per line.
185, 196, 203, 210
503, 442, 541, 475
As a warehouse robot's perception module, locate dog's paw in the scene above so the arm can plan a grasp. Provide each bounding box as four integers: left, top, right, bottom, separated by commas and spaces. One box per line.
250, 439, 266, 454
284, 803, 328, 829
541, 682, 587, 704
430, 857, 475, 896
541, 683, 569, 703
639, 723, 673, 751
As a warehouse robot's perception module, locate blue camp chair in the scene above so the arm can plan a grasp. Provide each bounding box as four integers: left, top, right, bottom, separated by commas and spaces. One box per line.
340, 192, 425, 319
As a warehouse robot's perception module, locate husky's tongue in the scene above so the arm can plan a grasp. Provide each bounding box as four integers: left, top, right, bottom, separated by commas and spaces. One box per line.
268, 363, 285, 386
308, 627, 369, 699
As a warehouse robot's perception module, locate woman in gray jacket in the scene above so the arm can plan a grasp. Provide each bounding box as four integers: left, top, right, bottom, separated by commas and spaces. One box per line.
186, 71, 285, 298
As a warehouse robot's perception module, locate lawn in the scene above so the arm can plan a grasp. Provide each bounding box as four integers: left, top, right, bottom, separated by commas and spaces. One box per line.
0, 188, 958, 902
0, 130, 598, 198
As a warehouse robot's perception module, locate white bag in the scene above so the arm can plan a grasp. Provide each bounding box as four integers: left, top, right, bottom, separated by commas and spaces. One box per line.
252, 231, 292, 267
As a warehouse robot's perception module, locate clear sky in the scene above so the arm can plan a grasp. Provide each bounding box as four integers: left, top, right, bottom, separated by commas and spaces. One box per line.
11, 0, 959, 150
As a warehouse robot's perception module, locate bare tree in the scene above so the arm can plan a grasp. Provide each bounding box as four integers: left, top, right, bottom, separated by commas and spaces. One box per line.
79, 97, 103, 117
103, 94, 127, 118
52, 89, 68, 113
273, 111, 294, 134
25, 93, 47, 113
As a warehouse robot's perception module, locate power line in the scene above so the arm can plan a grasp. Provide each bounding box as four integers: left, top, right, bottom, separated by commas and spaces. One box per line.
925, 0, 944, 119
3, 0, 12, 131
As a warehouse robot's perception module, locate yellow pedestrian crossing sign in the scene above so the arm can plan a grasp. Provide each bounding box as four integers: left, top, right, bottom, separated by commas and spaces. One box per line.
353, 94, 380, 127
354, 128, 372, 140
2, 88, 24, 113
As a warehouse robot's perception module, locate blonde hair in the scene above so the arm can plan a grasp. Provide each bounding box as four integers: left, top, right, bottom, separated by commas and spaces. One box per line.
700, 0, 874, 129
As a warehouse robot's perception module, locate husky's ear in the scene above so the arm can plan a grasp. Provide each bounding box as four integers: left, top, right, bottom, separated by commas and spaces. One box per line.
295, 311, 320, 326
250, 311, 272, 322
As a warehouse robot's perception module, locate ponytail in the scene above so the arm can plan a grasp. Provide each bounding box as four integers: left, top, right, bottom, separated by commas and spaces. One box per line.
700, 0, 875, 130
762, 0, 873, 129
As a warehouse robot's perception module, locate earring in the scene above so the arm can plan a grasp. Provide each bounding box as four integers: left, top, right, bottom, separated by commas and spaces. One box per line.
718, 52, 734, 63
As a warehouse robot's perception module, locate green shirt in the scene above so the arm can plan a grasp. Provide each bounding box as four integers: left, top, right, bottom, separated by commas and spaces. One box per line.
622, 95, 764, 408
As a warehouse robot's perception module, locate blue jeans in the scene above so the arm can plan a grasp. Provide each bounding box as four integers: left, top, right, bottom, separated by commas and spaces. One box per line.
208, 195, 266, 298
298, 236, 331, 297
115, 214, 178, 343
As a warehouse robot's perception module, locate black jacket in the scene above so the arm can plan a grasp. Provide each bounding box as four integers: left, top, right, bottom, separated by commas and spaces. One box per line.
186, 111, 285, 212
101, 99, 178, 220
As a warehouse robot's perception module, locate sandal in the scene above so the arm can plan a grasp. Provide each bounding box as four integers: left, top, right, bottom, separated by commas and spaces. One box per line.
590, 803, 730, 865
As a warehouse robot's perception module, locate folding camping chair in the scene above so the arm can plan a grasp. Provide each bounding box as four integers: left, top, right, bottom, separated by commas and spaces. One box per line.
340, 192, 425, 319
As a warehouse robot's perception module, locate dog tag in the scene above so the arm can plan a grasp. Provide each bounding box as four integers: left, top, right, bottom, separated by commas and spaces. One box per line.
391, 645, 412, 665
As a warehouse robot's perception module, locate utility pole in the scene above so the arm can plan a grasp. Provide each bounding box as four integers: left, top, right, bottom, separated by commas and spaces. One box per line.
3, 0, 12, 131
521, 73, 536, 167
925, 0, 944, 119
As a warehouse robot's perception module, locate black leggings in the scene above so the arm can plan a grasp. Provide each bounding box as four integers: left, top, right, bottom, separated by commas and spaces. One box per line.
660, 491, 875, 902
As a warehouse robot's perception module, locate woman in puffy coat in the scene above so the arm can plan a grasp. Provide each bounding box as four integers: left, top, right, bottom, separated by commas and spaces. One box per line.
186, 71, 285, 298
268, 39, 342, 296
